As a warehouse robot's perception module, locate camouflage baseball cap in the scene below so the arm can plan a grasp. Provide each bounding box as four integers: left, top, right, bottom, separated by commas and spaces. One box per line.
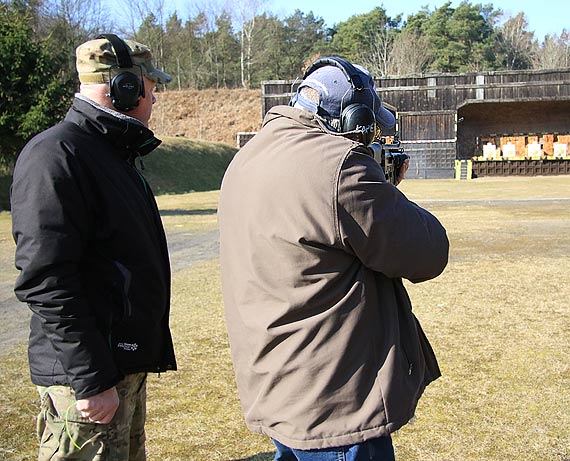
76, 37, 172, 85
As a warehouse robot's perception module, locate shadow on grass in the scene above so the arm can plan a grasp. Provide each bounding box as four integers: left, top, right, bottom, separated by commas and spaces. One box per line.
230, 453, 274, 461
159, 208, 217, 216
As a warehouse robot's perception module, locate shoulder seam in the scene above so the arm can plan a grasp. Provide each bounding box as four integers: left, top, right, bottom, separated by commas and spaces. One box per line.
332, 147, 355, 245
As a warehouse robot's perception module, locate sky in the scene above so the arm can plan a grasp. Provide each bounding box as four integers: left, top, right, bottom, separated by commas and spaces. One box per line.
267, 0, 568, 41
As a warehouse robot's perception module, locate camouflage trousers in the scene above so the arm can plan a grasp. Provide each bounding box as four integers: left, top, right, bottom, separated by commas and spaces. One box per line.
36, 373, 147, 461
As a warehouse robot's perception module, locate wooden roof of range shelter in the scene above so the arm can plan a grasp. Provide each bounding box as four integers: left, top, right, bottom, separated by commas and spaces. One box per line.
378, 68, 570, 112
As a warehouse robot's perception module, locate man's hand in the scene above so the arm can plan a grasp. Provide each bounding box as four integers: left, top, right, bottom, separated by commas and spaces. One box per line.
395, 158, 410, 186
76, 386, 119, 424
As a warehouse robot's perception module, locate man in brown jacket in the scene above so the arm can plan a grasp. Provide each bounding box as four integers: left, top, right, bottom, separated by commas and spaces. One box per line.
218, 57, 449, 460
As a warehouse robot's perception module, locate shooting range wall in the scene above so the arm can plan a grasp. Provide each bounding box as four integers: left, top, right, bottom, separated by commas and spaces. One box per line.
260, 68, 570, 179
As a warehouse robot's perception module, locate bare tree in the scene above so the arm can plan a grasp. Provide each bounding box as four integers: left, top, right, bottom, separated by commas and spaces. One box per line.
532, 29, 570, 69
183, 0, 226, 32
40, 0, 111, 78
357, 26, 393, 77
497, 12, 534, 70
116, 0, 162, 36
229, 0, 265, 88
41, 0, 109, 37
388, 30, 432, 75
560, 29, 570, 67
116, 0, 166, 68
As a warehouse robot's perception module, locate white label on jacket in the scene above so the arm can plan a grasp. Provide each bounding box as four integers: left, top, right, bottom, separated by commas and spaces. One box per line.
117, 342, 139, 352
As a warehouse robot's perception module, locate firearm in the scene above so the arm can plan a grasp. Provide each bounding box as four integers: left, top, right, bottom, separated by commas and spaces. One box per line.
369, 135, 409, 185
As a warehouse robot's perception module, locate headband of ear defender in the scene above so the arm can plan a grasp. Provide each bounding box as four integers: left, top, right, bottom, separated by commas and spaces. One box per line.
297, 56, 378, 145
302, 56, 366, 90
97, 33, 145, 112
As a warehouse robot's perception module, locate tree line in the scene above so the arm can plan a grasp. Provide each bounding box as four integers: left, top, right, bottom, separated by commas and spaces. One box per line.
1, 0, 569, 165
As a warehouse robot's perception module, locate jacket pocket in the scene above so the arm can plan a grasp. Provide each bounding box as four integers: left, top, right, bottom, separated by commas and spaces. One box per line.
393, 278, 441, 385
378, 278, 435, 425
393, 278, 425, 382
112, 260, 132, 319
414, 315, 441, 385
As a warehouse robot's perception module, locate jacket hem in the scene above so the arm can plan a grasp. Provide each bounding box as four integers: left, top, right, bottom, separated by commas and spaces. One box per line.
247, 419, 408, 450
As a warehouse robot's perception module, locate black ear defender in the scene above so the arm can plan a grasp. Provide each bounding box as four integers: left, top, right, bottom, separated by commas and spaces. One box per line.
302, 57, 377, 145
97, 34, 145, 112
339, 103, 376, 146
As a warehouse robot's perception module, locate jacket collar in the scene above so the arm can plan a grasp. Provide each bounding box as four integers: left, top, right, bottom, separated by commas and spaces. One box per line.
65, 95, 162, 159
263, 105, 346, 139
263, 105, 322, 129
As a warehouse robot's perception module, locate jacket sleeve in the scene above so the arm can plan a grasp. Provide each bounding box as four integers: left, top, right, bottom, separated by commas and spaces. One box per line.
336, 148, 449, 283
11, 136, 121, 399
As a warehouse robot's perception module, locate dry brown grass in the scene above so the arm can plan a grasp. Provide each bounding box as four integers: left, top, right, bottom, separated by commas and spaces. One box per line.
395, 177, 570, 460
150, 89, 262, 147
1, 178, 569, 460
156, 190, 220, 235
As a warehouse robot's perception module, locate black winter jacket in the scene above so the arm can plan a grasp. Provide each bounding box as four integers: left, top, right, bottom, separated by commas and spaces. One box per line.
11, 96, 177, 399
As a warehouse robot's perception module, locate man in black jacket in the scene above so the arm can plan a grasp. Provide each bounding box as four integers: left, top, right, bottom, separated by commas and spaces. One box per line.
11, 34, 176, 460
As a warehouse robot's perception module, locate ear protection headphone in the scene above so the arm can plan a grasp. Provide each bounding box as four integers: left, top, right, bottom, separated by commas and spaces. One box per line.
97, 34, 145, 112
299, 57, 377, 145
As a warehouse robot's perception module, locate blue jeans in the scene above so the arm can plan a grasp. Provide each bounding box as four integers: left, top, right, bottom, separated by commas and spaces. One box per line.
273, 437, 395, 461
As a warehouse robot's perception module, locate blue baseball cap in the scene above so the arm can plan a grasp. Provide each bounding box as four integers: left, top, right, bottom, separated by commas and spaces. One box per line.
294, 61, 396, 129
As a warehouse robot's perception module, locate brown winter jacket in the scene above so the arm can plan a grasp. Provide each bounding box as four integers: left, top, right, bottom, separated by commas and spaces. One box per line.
218, 106, 449, 450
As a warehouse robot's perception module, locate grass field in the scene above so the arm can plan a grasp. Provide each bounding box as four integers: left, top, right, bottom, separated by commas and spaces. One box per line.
1, 177, 569, 461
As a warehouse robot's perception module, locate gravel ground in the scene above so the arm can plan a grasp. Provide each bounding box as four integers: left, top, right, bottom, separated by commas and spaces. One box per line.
0, 229, 219, 356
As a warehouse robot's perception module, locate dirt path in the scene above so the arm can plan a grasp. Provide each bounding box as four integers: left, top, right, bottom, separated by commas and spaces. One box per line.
0, 229, 219, 356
